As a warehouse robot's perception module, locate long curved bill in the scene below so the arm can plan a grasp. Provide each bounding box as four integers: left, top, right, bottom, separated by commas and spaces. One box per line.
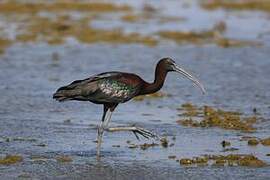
172, 63, 206, 94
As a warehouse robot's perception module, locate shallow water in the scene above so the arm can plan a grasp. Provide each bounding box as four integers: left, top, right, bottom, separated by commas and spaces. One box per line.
1, 0, 270, 179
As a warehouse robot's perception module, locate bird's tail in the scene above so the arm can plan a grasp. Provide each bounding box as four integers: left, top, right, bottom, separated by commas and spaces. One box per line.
53, 85, 81, 102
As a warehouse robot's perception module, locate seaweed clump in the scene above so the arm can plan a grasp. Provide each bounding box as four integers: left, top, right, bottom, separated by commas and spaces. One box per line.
0, 1, 131, 14
126, 137, 170, 150
261, 137, 270, 146
121, 12, 184, 24
133, 92, 166, 101
157, 22, 261, 48
179, 157, 208, 166
158, 30, 215, 45
0, 38, 12, 54
240, 136, 270, 146
0, 155, 23, 165
207, 154, 267, 167
56, 155, 72, 163
237, 155, 267, 167
201, 0, 270, 13
177, 104, 258, 132
140, 142, 159, 150
179, 158, 193, 165
179, 154, 267, 167
177, 103, 201, 117
127, 142, 158, 150
17, 16, 158, 46
121, 13, 151, 23
248, 139, 260, 146
0, 1, 159, 54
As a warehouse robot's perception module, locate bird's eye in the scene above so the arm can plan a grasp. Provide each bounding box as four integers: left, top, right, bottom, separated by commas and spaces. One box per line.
168, 61, 175, 66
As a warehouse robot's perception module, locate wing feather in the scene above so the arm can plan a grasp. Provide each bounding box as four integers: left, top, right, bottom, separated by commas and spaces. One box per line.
53, 71, 142, 103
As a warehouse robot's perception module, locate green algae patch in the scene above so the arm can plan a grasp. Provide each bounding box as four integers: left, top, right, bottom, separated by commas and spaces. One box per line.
237, 155, 267, 167
261, 137, 270, 146
0, 38, 12, 54
179, 158, 193, 165
17, 15, 158, 46
121, 12, 184, 24
214, 159, 226, 166
127, 142, 158, 150
56, 155, 72, 163
0, 1, 261, 54
121, 2, 183, 24
158, 30, 261, 48
177, 104, 258, 132
179, 156, 208, 166
140, 142, 159, 150
126, 137, 170, 150
76, 29, 158, 46
0, 1, 263, 55
121, 14, 147, 23
240, 136, 270, 146
158, 30, 215, 45
0, 1, 158, 54
215, 38, 262, 48
204, 154, 266, 167
177, 103, 201, 117
192, 157, 208, 164
133, 92, 167, 101
248, 139, 260, 146
157, 21, 262, 48
201, 0, 270, 13
0, 155, 23, 165
0, 1, 131, 14
222, 147, 239, 152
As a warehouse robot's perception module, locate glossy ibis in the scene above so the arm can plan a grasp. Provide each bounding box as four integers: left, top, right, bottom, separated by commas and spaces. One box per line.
53, 57, 205, 157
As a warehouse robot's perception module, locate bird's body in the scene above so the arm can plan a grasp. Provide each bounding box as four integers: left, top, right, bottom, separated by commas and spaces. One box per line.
54, 71, 143, 104
53, 58, 205, 158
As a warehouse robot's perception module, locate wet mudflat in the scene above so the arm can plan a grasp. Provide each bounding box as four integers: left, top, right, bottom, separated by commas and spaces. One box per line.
0, 0, 270, 179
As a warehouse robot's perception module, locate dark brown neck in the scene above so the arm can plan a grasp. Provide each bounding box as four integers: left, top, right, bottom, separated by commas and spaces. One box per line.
139, 63, 168, 95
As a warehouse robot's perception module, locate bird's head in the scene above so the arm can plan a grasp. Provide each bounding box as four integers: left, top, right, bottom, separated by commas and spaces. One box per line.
159, 57, 206, 94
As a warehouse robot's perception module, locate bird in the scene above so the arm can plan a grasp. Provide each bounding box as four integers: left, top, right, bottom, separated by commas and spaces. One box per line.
53, 57, 205, 158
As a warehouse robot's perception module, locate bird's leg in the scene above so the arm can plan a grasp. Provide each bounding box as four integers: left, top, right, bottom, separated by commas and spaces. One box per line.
104, 110, 113, 128
96, 104, 116, 158
96, 106, 109, 158
106, 126, 160, 140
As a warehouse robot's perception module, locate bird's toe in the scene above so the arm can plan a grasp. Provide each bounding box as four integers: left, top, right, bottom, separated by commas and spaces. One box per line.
132, 127, 160, 140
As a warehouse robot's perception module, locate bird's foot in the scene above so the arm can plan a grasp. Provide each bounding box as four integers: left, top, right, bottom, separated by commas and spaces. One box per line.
106, 126, 160, 140
131, 127, 160, 140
